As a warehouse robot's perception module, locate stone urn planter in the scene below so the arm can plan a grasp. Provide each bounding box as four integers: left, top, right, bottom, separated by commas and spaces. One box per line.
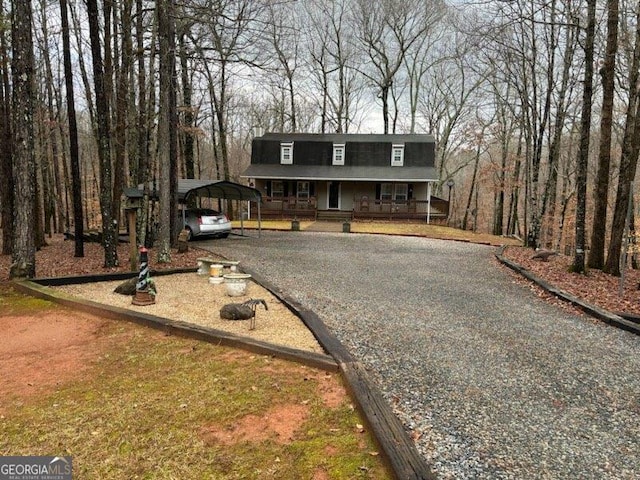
209, 264, 224, 284
223, 273, 252, 297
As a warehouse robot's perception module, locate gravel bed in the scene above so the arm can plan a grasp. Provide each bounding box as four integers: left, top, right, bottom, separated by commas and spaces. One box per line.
54, 272, 324, 354
203, 231, 640, 479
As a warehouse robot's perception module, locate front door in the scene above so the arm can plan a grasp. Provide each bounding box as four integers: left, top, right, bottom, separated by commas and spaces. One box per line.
328, 181, 340, 209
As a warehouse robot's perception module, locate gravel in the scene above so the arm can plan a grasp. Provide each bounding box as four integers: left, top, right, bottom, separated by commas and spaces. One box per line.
203, 230, 640, 480
55, 272, 324, 354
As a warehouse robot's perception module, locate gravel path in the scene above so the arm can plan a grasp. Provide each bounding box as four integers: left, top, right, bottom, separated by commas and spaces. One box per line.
203, 231, 640, 480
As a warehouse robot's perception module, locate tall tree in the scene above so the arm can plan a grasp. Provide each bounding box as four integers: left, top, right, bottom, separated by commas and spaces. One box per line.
111, 0, 134, 233
156, 0, 177, 262
588, 0, 619, 269
604, 0, 640, 275
60, 0, 84, 257
354, 0, 435, 134
0, 0, 12, 255
10, 0, 37, 278
87, 0, 118, 267
572, 0, 596, 274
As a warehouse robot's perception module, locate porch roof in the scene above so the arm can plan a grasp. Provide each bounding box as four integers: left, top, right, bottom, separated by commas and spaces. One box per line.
242, 164, 438, 182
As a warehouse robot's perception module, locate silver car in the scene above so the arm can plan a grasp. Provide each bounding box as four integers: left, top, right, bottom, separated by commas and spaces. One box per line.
179, 208, 231, 240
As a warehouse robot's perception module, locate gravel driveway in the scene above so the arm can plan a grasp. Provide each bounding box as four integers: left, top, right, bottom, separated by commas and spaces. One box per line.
203, 231, 640, 479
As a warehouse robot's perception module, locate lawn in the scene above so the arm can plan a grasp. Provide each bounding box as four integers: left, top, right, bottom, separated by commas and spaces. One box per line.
0, 285, 391, 479
232, 219, 519, 246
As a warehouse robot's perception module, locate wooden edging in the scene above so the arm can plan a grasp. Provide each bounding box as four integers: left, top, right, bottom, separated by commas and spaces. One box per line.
15, 265, 436, 480
496, 246, 640, 336
12, 279, 338, 373
244, 268, 436, 480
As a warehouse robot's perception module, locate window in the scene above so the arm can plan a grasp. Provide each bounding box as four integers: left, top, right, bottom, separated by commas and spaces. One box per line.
394, 184, 408, 202
272, 180, 284, 197
380, 183, 393, 201
332, 144, 345, 165
297, 181, 310, 199
391, 144, 404, 166
280, 142, 294, 164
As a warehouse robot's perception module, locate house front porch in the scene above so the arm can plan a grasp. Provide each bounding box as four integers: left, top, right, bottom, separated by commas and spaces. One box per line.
258, 195, 449, 223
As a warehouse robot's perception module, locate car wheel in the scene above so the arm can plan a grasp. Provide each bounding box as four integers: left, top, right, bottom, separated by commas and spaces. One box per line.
219, 232, 229, 239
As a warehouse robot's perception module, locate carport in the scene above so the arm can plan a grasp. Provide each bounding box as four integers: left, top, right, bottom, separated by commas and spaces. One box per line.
124, 179, 263, 238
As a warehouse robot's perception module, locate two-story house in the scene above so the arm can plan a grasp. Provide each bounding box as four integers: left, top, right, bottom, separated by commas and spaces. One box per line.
242, 132, 446, 222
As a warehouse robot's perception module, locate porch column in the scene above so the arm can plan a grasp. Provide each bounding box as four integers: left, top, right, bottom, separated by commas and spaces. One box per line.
426, 182, 432, 224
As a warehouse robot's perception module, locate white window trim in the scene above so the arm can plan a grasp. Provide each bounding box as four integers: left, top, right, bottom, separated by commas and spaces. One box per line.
380, 183, 393, 201
332, 143, 345, 165
297, 181, 310, 199
280, 142, 294, 164
271, 180, 284, 197
394, 183, 408, 201
391, 143, 404, 166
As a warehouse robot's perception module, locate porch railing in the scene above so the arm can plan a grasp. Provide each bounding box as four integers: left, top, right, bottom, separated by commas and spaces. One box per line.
259, 196, 448, 220
351, 197, 448, 220
260, 196, 318, 218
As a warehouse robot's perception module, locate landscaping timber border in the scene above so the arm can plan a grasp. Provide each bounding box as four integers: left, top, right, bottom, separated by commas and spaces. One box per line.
244, 267, 436, 480
13, 273, 338, 373
496, 246, 640, 336
13, 265, 435, 480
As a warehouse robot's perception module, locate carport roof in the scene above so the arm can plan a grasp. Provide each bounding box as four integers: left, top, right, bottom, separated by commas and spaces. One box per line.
123, 179, 262, 203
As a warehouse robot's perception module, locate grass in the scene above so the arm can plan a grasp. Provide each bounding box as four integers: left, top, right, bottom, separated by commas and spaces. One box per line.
0, 290, 391, 479
232, 219, 520, 246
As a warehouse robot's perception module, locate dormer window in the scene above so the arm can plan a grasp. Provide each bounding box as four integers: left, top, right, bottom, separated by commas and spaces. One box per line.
280, 142, 294, 164
332, 144, 345, 165
391, 144, 404, 166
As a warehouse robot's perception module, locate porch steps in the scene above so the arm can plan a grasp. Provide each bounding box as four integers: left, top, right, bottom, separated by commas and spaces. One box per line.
316, 210, 353, 222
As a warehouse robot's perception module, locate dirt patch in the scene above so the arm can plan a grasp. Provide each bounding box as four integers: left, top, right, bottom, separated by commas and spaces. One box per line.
0, 311, 112, 403
200, 402, 310, 445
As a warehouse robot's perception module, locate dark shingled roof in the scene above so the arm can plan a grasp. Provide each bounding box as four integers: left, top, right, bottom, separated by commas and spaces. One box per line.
242, 164, 437, 182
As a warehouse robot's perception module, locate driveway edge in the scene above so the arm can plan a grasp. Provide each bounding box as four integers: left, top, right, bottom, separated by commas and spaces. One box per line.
243, 267, 436, 480
496, 246, 640, 335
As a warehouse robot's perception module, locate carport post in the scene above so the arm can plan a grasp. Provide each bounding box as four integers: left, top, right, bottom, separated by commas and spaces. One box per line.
240, 200, 245, 236
426, 182, 432, 224
257, 201, 262, 238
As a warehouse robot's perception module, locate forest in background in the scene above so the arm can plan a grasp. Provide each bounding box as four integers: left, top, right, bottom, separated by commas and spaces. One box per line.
2, 0, 640, 279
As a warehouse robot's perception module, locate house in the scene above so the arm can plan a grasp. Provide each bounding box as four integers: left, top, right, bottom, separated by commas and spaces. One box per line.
242, 132, 448, 222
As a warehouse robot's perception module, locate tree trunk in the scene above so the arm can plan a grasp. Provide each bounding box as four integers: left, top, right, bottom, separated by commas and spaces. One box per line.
0, 0, 12, 255
60, 0, 83, 256
156, 0, 176, 262
604, 2, 640, 276
112, 0, 133, 235
179, 31, 195, 179
572, 0, 596, 274
588, 0, 619, 269
87, 0, 118, 267
10, 0, 36, 279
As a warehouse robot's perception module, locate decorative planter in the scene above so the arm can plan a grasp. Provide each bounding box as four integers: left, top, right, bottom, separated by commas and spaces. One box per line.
223, 273, 252, 297
209, 264, 224, 284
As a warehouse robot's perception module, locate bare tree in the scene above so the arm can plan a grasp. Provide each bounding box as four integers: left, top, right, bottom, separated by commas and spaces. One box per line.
604, 0, 640, 275
588, 0, 619, 269
304, 0, 365, 133
87, 0, 118, 267
572, 0, 596, 274
353, 0, 437, 133
0, 0, 12, 255
60, 0, 84, 257
156, 0, 178, 262
10, 0, 37, 278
